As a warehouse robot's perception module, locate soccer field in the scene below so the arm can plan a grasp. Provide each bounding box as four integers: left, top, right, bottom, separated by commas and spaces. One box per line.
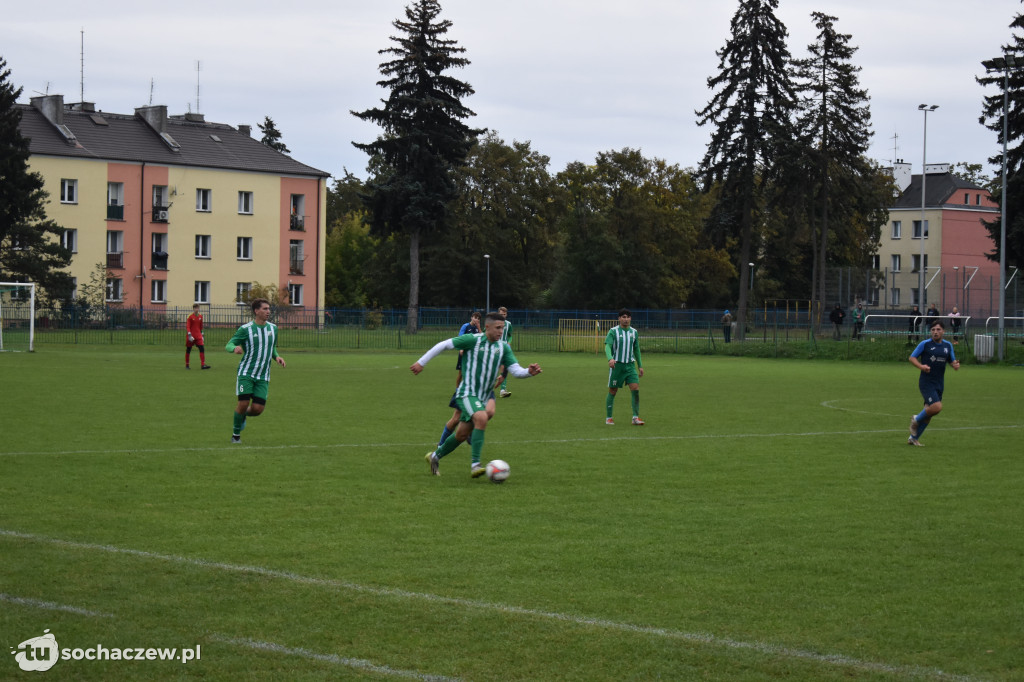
1, 347, 1021, 681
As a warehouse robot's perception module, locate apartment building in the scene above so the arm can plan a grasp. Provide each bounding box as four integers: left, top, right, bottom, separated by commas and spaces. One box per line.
877, 161, 1000, 314
19, 95, 329, 310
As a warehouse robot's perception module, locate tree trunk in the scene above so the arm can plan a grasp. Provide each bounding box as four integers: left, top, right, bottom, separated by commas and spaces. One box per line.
406, 228, 420, 335
736, 198, 752, 342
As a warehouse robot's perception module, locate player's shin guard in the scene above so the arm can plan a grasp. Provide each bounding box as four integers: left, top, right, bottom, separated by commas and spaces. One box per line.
438, 424, 453, 447
631, 389, 640, 418
232, 412, 246, 436
470, 429, 485, 465
606, 393, 615, 418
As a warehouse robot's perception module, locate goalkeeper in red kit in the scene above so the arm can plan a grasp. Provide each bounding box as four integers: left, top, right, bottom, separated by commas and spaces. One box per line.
186, 304, 211, 370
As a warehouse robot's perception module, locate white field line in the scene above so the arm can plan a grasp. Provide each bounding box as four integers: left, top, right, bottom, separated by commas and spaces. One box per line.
0, 592, 113, 618
1, 529, 977, 682
209, 635, 462, 682
0, 423, 1019, 459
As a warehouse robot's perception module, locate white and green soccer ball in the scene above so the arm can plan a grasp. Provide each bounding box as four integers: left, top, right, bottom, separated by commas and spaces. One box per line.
486, 459, 510, 484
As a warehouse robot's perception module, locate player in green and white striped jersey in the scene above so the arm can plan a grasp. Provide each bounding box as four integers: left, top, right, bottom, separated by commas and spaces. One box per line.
605, 309, 644, 426
226, 298, 286, 443
411, 312, 543, 477
497, 306, 513, 397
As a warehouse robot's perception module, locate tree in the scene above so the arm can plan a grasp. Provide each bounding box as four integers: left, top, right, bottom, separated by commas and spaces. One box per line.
695, 0, 797, 339
431, 132, 561, 307
257, 116, 290, 154
351, 0, 483, 332
789, 12, 878, 313
0, 56, 73, 303
978, 12, 1024, 267
326, 169, 366, 232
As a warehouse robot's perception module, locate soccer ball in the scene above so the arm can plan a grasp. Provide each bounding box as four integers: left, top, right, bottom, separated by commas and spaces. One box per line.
486, 459, 510, 484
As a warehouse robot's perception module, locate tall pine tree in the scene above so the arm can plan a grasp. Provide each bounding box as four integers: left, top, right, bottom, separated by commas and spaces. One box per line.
0, 56, 73, 302
352, 0, 482, 332
978, 11, 1024, 269
695, 0, 797, 339
790, 12, 877, 312
258, 116, 290, 154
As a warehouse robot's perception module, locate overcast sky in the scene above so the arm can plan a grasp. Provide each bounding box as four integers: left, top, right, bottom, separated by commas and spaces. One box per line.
3, 0, 1021, 182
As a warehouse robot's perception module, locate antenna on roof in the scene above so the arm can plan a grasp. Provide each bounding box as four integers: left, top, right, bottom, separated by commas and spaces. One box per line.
32, 83, 51, 97
149, 78, 154, 106
890, 132, 899, 165
80, 29, 85, 103
195, 60, 201, 114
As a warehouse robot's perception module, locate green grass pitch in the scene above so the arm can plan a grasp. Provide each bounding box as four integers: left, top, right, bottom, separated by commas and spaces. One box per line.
1, 346, 1021, 680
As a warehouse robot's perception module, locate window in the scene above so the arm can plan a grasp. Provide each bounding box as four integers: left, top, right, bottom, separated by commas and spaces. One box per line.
912, 287, 921, 305
891, 254, 901, 273
976, 194, 982, 206
196, 188, 212, 212
869, 288, 880, 306
61, 229, 78, 253
289, 240, 304, 274
107, 182, 124, 220
61, 179, 78, 204
288, 283, 303, 306
911, 254, 928, 273
870, 254, 880, 270
153, 185, 169, 221
964, 193, 970, 205
891, 221, 901, 239
194, 281, 210, 304
236, 282, 251, 304
151, 280, 167, 303
105, 278, 123, 302
891, 288, 900, 306
290, 194, 305, 230
152, 233, 168, 270
237, 237, 253, 260
106, 230, 124, 268
195, 235, 211, 259
238, 191, 254, 215
912, 219, 928, 239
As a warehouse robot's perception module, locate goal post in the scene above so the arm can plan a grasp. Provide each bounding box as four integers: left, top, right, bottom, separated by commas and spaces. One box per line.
0, 282, 36, 352
557, 318, 615, 353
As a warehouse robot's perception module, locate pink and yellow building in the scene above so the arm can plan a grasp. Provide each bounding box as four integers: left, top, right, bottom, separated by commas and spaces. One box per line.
19, 95, 328, 311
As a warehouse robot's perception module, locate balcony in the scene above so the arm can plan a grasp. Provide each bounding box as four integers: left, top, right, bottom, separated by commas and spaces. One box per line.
107, 251, 124, 269
289, 214, 305, 231
151, 251, 168, 270
289, 259, 304, 275
152, 206, 170, 223
107, 204, 125, 220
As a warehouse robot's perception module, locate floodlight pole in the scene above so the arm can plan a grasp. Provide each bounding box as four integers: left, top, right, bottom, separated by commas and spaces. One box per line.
484, 254, 491, 314
918, 105, 938, 330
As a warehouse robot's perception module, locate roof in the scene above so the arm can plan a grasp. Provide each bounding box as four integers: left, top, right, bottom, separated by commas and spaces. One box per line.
17, 103, 329, 178
893, 172, 996, 211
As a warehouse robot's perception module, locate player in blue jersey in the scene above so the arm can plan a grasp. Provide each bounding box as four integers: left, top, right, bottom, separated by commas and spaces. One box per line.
907, 320, 960, 446
412, 311, 542, 477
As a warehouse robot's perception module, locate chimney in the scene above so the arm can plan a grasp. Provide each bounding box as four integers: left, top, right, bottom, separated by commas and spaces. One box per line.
67, 101, 96, 112
183, 112, 205, 123
135, 105, 168, 133
890, 159, 912, 193
30, 94, 65, 125
238, 124, 251, 137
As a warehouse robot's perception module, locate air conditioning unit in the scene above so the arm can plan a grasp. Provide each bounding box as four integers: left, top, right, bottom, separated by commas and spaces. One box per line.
155, 210, 169, 222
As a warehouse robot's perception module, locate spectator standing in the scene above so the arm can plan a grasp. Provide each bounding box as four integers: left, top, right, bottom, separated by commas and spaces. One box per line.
721, 310, 733, 344
829, 304, 846, 341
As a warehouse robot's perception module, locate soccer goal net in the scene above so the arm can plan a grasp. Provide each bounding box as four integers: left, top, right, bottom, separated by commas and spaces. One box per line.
557, 318, 616, 353
0, 282, 36, 352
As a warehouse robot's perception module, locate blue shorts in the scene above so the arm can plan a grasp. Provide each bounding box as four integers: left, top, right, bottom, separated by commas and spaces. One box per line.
919, 384, 943, 406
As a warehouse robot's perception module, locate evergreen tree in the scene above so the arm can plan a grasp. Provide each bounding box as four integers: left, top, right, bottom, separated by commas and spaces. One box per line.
695, 0, 797, 338
351, 0, 482, 332
0, 57, 73, 303
257, 116, 290, 153
790, 12, 877, 312
978, 12, 1024, 268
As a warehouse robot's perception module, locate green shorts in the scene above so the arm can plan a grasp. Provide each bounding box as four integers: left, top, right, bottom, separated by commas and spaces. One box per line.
452, 394, 487, 422
236, 376, 270, 404
608, 362, 639, 389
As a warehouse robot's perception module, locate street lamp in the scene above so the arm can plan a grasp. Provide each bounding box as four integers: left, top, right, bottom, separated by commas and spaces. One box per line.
748, 262, 755, 291
918, 104, 938, 330
982, 54, 1017, 361
952, 266, 959, 311
484, 254, 491, 313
